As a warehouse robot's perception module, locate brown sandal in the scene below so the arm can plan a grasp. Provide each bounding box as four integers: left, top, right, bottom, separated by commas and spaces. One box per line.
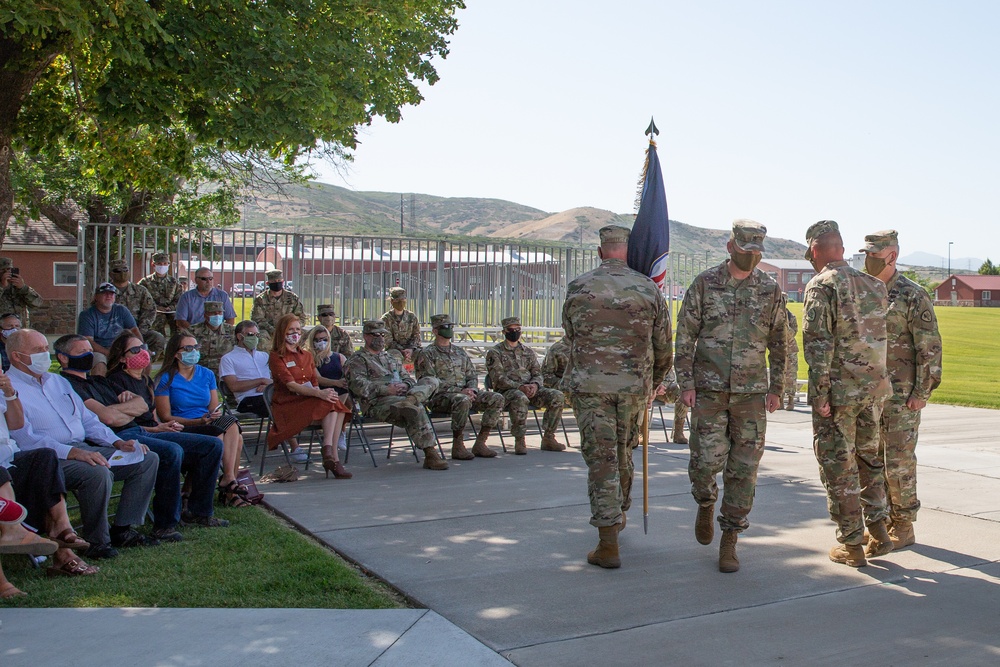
51, 528, 90, 551
46, 557, 100, 577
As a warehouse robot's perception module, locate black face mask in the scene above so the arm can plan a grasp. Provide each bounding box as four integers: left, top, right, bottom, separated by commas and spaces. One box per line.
65, 352, 95, 372
268, 282, 283, 292
505, 330, 521, 342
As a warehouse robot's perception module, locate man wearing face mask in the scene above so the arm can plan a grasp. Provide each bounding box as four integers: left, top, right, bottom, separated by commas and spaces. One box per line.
485, 316, 566, 455
77, 282, 142, 377
381, 287, 422, 365
109, 259, 165, 362
674, 219, 787, 573
860, 230, 942, 551
317, 305, 354, 356
416, 314, 504, 460
0, 313, 21, 372
5, 329, 159, 560
220, 320, 273, 419
346, 320, 447, 470
251, 270, 304, 350
138, 252, 184, 338
189, 302, 235, 374
802, 220, 892, 568
0, 257, 43, 328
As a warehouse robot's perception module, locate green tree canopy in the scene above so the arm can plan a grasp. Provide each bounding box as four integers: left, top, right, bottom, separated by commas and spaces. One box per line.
979, 258, 999, 275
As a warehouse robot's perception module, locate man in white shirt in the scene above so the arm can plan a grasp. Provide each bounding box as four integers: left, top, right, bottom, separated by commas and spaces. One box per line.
5, 329, 159, 560
219, 320, 272, 418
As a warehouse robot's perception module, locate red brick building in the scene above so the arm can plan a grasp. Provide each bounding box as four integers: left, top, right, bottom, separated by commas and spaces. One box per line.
2, 215, 80, 333
757, 259, 816, 302
934, 274, 1000, 307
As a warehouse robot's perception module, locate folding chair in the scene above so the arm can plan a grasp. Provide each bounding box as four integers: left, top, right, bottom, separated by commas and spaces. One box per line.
258, 384, 321, 476
219, 381, 270, 461
342, 393, 403, 467
484, 374, 564, 446
424, 404, 505, 454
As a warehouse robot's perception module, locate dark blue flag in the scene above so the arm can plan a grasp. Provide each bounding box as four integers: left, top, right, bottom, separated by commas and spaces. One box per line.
627, 140, 670, 288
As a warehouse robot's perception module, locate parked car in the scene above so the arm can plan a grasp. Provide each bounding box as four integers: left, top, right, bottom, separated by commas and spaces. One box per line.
230, 283, 255, 298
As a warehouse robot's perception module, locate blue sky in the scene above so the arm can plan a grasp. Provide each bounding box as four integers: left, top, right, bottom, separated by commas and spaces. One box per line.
311, 1, 999, 263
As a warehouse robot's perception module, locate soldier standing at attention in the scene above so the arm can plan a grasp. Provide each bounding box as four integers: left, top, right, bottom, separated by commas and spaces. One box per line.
416, 314, 504, 460
251, 270, 304, 350
138, 252, 184, 338
783, 308, 799, 410
189, 302, 234, 375
486, 316, 566, 455
675, 220, 787, 573
109, 259, 165, 361
563, 225, 671, 569
381, 287, 422, 364
0, 257, 43, 327
860, 230, 942, 550
317, 305, 354, 356
802, 220, 893, 568
346, 320, 447, 471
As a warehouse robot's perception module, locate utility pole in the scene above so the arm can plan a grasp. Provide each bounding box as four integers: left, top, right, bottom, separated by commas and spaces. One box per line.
948, 241, 953, 277
400, 194, 404, 235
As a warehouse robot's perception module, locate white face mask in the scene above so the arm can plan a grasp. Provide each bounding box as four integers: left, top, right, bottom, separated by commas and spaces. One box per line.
1, 328, 18, 339
314, 340, 329, 351
154, 265, 169, 275
285, 332, 301, 345
22, 351, 52, 375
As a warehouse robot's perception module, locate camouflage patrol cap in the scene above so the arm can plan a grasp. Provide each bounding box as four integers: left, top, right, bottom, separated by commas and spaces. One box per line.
317, 304, 336, 317
204, 301, 224, 313
388, 287, 406, 299
860, 229, 899, 253
805, 220, 840, 244
266, 269, 282, 282
109, 259, 129, 273
731, 219, 767, 252
598, 225, 631, 245
362, 320, 387, 335
430, 314, 452, 328
501, 316, 521, 329
152, 252, 169, 263
0, 257, 11, 270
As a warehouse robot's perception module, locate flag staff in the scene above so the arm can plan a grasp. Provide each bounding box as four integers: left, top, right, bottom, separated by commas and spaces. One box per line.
642, 117, 658, 536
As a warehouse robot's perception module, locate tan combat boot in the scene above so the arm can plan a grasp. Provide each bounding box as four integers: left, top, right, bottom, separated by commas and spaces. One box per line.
865, 518, 894, 558
450, 431, 474, 460
888, 518, 915, 549
719, 530, 739, 573
586, 526, 621, 569
540, 432, 567, 451
829, 543, 867, 567
618, 512, 626, 533
695, 503, 715, 545
514, 436, 527, 455
784, 395, 795, 411
422, 447, 449, 470
672, 425, 688, 445
471, 426, 497, 458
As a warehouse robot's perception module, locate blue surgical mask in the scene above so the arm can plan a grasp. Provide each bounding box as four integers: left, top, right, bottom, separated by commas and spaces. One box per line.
180, 350, 201, 366
208, 315, 224, 327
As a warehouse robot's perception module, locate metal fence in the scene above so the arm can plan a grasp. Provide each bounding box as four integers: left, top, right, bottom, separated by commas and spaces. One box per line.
78, 224, 603, 328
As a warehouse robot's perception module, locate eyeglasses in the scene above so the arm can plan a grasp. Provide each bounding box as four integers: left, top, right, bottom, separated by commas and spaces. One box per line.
367, 332, 387, 338
126, 344, 149, 355
318, 313, 335, 318
180, 344, 202, 352
196, 277, 213, 281
313, 337, 330, 342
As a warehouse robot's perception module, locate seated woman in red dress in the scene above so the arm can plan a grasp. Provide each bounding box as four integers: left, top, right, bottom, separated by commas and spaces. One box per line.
266, 314, 351, 479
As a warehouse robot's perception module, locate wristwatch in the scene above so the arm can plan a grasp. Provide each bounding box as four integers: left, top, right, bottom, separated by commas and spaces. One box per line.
4, 391, 18, 401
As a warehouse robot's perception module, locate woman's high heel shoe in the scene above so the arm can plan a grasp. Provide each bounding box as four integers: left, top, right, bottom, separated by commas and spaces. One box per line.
322, 459, 353, 479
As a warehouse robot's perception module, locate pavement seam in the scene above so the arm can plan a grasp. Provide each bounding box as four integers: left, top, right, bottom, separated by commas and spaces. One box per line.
367, 609, 429, 667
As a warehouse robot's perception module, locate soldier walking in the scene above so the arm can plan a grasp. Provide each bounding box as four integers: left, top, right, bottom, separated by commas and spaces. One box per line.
860, 230, 942, 550
416, 314, 504, 460
802, 220, 893, 568
674, 220, 787, 573
563, 226, 672, 569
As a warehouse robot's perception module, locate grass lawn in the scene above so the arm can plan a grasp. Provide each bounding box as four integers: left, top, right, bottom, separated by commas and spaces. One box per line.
1, 505, 404, 609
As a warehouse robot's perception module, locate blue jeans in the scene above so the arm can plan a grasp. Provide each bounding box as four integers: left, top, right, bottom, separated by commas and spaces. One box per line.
119, 426, 224, 527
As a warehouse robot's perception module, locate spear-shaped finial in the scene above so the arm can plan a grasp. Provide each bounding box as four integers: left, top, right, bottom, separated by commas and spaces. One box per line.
645, 116, 659, 138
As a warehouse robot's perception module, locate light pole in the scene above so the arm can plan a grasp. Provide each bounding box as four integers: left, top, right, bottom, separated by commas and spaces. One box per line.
948, 241, 954, 277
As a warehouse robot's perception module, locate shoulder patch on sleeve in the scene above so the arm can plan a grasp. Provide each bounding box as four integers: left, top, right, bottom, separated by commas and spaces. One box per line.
805, 307, 818, 322
920, 310, 933, 323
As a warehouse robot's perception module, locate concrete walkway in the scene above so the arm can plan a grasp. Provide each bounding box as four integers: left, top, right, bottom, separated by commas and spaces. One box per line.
3, 403, 999, 665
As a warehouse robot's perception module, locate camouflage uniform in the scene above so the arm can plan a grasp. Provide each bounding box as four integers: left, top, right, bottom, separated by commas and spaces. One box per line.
112, 272, 165, 360
138, 269, 184, 337
860, 232, 943, 525
189, 302, 235, 374
381, 311, 422, 356
802, 221, 891, 547
346, 345, 439, 452
0, 257, 43, 327
485, 336, 564, 440
542, 336, 573, 406
562, 228, 672, 529
317, 305, 354, 356
674, 225, 787, 534
417, 342, 504, 432
783, 309, 799, 407
251, 271, 305, 349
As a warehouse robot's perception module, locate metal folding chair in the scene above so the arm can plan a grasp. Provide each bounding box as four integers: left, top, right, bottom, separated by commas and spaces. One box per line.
258, 384, 320, 476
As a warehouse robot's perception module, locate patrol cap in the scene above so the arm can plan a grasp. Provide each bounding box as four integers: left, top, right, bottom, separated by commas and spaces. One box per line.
431, 314, 453, 328
598, 225, 631, 245
204, 301, 224, 313
388, 287, 406, 299
317, 304, 336, 317
363, 320, 387, 335
152, 252, 169, 263
266, 269, 282, 282
95, 282, 118, 295
805, 220, 840, 244
731, 219, 767, 252
860, 229, 899, 253
501, 316, 521, 329
109, 259, 129, 273
0, 258, 11, 271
